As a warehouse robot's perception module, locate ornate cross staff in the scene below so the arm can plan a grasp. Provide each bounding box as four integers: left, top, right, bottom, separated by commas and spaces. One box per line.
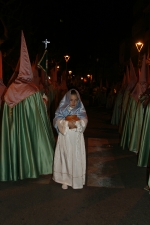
42, 39, 50, 49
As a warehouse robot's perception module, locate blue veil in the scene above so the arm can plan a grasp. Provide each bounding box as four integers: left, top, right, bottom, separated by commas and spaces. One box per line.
53, 89, 87, 129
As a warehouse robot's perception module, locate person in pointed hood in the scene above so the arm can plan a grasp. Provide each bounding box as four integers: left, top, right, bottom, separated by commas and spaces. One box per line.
136, 55, 150, 191
120, 60, 139, 150
129, 54, 148, 153
4, 32, 39, 108
0, 31, 55, 181
0, 51, 6, 108
119, 61, 137, 133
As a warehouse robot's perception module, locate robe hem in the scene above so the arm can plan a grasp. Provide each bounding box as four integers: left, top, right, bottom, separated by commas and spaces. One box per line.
52, 178, 85, 189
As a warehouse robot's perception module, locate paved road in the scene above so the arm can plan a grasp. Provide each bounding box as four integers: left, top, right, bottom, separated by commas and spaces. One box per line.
0, 106, 150, 225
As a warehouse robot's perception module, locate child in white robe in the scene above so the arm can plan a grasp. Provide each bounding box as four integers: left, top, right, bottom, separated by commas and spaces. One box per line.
53, 89, 88, 189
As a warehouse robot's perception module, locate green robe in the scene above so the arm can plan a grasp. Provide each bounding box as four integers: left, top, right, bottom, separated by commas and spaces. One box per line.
120, 96, 138, 150
111, 92, 123, 126
119, 90, 130, 133
129, 100, 144, 153
0, 92, 55, 181
138, 102, 150, 167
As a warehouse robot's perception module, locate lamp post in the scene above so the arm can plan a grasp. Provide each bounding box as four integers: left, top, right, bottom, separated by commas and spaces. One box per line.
135, 42, 144, 68
64, 55, 70, 81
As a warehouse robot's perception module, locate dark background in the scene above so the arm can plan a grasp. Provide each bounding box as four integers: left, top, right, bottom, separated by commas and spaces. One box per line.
0, 0, 136, 82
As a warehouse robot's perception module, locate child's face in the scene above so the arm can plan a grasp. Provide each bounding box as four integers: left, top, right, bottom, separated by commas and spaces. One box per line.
70, 94, 78, 108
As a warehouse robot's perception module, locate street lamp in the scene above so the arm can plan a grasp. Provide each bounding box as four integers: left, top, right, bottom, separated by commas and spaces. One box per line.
135, 42, 144, 52
135, 41, 144, 68
64, 55, 70, 80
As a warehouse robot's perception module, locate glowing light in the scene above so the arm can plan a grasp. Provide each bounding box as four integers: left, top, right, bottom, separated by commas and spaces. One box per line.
57, 66, 60, 69
81, 77, 83, 80
87, 74, 90, 78
135, 42, 144, 52
68, 71, 72, 75
64, 55, 70, 62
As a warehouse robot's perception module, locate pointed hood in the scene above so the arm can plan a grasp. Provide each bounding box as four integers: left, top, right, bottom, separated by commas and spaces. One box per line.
18, 31, 33, 81
120, 67, 129, 92
4, 31, 39, 108
0, 51, 6, 105
127, 59, 137, 91
131, 55, 148, 102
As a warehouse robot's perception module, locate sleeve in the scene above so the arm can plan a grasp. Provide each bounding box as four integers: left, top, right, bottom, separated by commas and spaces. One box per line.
57, 119, 69, 135
75, 118, 88, 133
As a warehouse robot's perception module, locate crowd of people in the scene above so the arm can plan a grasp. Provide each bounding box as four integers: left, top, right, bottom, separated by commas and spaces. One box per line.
111, 55, 150, 193
2, 31, 148, 192
0, 31, 88, 190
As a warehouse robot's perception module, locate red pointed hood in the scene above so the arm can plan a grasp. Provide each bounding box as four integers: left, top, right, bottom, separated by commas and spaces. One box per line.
18, 31, 33, 81
127, 59, 137, 91
4, 31, 39, 108
131, 55, 148, 102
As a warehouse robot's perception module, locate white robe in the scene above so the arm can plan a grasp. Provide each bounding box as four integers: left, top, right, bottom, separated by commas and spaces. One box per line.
53, 119, 87, 189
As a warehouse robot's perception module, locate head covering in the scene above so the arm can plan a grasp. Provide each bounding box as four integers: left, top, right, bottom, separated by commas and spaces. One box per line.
4, 31, 39, 108
120, 66, 129, 93
0, 51, 6, 105
127, 59, 137, 91
53, 89, 87, 129
131, 55, 148, 102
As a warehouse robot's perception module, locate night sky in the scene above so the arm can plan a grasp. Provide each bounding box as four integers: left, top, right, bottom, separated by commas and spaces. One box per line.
0, 0, 136, 79
36, 0, 136, 65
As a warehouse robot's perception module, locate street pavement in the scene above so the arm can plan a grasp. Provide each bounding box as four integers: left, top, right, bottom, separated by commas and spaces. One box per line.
0, 106, 150, 225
